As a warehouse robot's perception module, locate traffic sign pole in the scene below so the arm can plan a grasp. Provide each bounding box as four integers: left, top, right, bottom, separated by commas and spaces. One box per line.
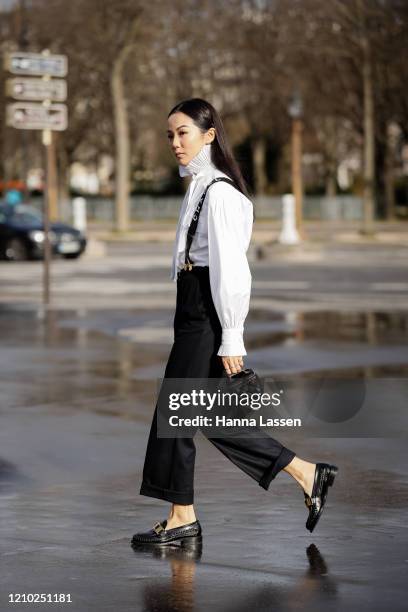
41, 74, 59, 222
4, 49, 68, 308
42, 128, 52, 306
41, 56, 52, 307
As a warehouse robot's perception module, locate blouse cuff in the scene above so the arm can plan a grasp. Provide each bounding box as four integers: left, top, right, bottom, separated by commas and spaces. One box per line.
217, 328, 247, 357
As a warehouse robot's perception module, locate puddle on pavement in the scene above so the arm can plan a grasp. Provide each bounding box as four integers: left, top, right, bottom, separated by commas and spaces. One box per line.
0, 306, 407, 419
248, 310, 408, 346
247, 310, 408, 378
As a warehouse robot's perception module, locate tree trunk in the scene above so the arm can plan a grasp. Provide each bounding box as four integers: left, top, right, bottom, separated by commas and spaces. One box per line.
358, 0, 376, 234
110, 16, 140, 232
253, 137, 267, 194
111, 52, 130, 232
47, 132, 59, 221
325, 173, 337, 199
384, 121, 397, 221
57, 146, 71, 223
292, 118, 304, 237
323, 117, 338, 199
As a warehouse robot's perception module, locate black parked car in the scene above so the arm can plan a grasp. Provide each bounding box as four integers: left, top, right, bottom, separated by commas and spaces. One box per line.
0, 204, 87, 261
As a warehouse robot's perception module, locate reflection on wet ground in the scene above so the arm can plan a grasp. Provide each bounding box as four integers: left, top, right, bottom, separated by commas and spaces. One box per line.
0, 305, 407, 611
129, 541, 340, 612
249, 309, 408, 344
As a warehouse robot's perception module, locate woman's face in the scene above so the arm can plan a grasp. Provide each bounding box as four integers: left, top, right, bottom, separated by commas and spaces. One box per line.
167, 111, 215, 166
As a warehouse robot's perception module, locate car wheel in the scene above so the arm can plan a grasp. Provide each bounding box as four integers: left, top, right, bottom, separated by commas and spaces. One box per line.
5, 238, 28, 261
62, 252, 81, 259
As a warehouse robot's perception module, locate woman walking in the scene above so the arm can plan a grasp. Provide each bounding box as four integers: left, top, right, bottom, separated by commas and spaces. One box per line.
131, 98, 338, 548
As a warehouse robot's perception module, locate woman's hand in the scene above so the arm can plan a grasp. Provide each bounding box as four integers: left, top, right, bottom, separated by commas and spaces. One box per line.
221, 355, 244, 376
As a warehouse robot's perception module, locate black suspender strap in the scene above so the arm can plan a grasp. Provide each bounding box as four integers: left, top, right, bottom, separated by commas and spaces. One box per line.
183, 177, 237, 271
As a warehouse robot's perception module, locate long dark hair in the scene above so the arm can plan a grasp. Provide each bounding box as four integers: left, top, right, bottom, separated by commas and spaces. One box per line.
167, 98, 251, 199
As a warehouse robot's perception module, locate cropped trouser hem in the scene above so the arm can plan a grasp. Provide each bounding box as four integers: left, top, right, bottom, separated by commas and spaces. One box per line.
258, 447, 297, 490
140, 481, 194, 505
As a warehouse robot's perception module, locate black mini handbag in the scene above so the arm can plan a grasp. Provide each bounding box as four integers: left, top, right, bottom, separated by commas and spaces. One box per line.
220, 368, 263, 395
216, 368, 264, 421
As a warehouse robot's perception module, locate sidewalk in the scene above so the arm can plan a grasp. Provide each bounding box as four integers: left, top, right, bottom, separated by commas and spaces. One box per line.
88, 219, 408, 246
86, 220, 408, 269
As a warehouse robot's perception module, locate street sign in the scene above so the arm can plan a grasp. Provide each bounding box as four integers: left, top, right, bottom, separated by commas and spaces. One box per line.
6, 77, 67, 101
4, 52, 68, 77
6, 102, 68, 131
4, 50, 70, 307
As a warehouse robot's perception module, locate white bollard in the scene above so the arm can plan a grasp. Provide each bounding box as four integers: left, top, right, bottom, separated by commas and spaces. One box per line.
278, 193, 300, 244
72, 197, 87, 233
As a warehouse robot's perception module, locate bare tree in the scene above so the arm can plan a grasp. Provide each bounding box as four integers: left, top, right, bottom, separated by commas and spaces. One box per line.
2, 0, 407, 229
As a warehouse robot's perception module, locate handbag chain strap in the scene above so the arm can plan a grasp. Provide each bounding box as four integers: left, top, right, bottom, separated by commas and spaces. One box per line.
183, 177, 237, 271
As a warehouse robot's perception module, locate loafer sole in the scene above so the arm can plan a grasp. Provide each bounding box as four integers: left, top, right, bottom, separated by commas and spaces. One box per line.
131, 534, 202, 550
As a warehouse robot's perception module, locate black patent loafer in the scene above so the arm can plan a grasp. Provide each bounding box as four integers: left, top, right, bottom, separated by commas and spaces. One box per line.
131, 519, 202, 549
304, 463, 338, 533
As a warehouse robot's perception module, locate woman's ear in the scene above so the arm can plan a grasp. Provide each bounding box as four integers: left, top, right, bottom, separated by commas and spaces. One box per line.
205, 127, 216, 144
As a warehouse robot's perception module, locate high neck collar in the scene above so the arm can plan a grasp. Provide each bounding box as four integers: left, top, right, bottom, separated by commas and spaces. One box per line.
178, 143, 216, 178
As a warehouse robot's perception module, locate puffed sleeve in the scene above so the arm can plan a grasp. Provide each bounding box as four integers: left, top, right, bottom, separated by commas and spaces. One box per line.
207, 183, 252, 357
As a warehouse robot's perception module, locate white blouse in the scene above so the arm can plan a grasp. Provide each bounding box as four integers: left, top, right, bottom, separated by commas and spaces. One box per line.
170, 143, 253, 357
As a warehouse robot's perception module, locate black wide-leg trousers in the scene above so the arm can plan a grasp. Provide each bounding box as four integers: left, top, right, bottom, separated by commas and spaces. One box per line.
139, 266, 296, 505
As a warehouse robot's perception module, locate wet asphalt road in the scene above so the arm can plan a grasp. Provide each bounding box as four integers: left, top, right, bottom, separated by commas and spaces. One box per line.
0, 242, 408, 611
